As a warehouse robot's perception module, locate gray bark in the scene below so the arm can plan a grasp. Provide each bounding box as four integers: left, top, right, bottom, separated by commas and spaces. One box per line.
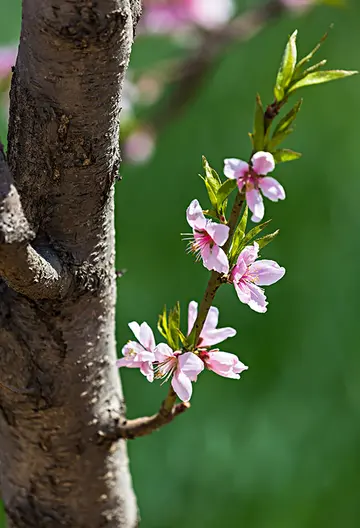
0, 1, 141, 526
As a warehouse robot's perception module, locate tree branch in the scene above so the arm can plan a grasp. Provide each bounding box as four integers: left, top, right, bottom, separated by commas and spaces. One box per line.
0, 144, 71, 299
99, 388, 190, 441
151, 0, 288, 132
0, 1, 141, 526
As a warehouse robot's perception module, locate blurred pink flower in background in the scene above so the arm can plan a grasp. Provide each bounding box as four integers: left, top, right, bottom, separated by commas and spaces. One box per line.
0, 46, 16, 79
281, 0, 315, 11
123, 127, 156, 165
142, 0, 234, 34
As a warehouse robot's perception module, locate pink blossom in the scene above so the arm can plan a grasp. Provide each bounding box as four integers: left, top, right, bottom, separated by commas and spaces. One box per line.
187, 300, 236, 347
230, 242, 285, 313
154, 344, 204, 401
186, 199, 229, 274
117, 321, 156, 382
199, 349, 248, 379
142, 0, 234, 34
124, 127, 155, 165
224, 151, 285, 222
0, 46, 17, 79
281, 0, 314, 11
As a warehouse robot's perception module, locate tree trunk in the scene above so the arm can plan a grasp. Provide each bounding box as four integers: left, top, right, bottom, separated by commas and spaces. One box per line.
0, 1, 141, 526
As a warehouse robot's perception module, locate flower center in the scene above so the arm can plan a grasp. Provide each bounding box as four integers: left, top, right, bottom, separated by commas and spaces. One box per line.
238, 168, 259, 192
153, 354, 179, 383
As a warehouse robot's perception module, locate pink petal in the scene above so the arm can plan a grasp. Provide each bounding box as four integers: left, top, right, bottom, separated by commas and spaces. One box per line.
233, 279, 251, 305
186, 199, 206, 230
201, 244, 229, 274
189, 303, 236, 347
128, 321, 141, 342
201, 326, 236, 347
178, 352, 204, 382
248, 260, 286, 286
237, 242, 259, 267
206, 222, 229, 247
116, 357, 141, 369
259, 177, 286, 202
203, 305, 219, 331
246, 188, 264, 223
231, 259, 247, 283
172, 369, 193, 402
154, 343, 174, 362
140, 361, 154, 382
251, 151, 275, 175
246, 282, 268, 313
122, 341, 154, 362
138, 322, 155, 351
206, 351, 248, 379
187, 300, 198, 336
224, 158, 249, 180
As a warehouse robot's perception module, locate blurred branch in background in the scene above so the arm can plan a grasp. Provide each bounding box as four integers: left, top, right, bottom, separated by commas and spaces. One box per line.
0, 0, 343, 166
121, 0, 331, 163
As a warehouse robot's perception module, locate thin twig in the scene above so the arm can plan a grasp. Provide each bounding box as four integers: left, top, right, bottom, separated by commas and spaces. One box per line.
99, 388, 190, 441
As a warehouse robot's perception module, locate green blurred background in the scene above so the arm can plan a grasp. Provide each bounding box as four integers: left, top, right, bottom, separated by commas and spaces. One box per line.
1, 0, 360, 526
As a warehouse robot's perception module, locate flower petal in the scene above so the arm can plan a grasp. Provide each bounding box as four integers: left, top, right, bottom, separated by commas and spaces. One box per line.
122, 341, 154, 362
202, 245, 229, 274
186, 199, 206, 230
206, 351, 248, 379
224, 158, 249, 180
233, 279, 251, 305
187, 300, 198, 336
172, 369, 193, 402
154, 343, 174, 362
246, 188, 264, 223
128, 321, 141, 342
138, 322, 155, 351
237, 242, 259, 267
201, 326, 236, 347
178, 352, 204, 382
249, 260, 286, 286
203, 305, 219, 331
140, 361, 154, 382
259, 177, 286, 202
116, 357, 141, 369
206, 222, 229, 247
246, 282, 268, 313
251, 151, 275, 175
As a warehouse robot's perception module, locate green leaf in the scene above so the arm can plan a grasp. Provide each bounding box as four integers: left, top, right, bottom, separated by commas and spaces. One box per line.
242, 220, 272, 249
217, 179, 237, 208
229, 206, 248, 265
256, 229, 280, 249
293, 31, 329, 79
301, 59, 327, 77
168, 302, 181, 350
273, 149, 302, 163
288, 70, 358, 94
203, 209, 218, 220
253, 94, 265, 151
274, 30, 298, 101
273, 99, 302, 137
177, 329, 190, 348
203, 156, 221, 185
267, 128, 294, 151
201, 156, 222, 210
158, 306, 169, 341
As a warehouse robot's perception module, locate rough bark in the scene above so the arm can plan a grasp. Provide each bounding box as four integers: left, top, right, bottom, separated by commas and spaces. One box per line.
0, 1, 141, 526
